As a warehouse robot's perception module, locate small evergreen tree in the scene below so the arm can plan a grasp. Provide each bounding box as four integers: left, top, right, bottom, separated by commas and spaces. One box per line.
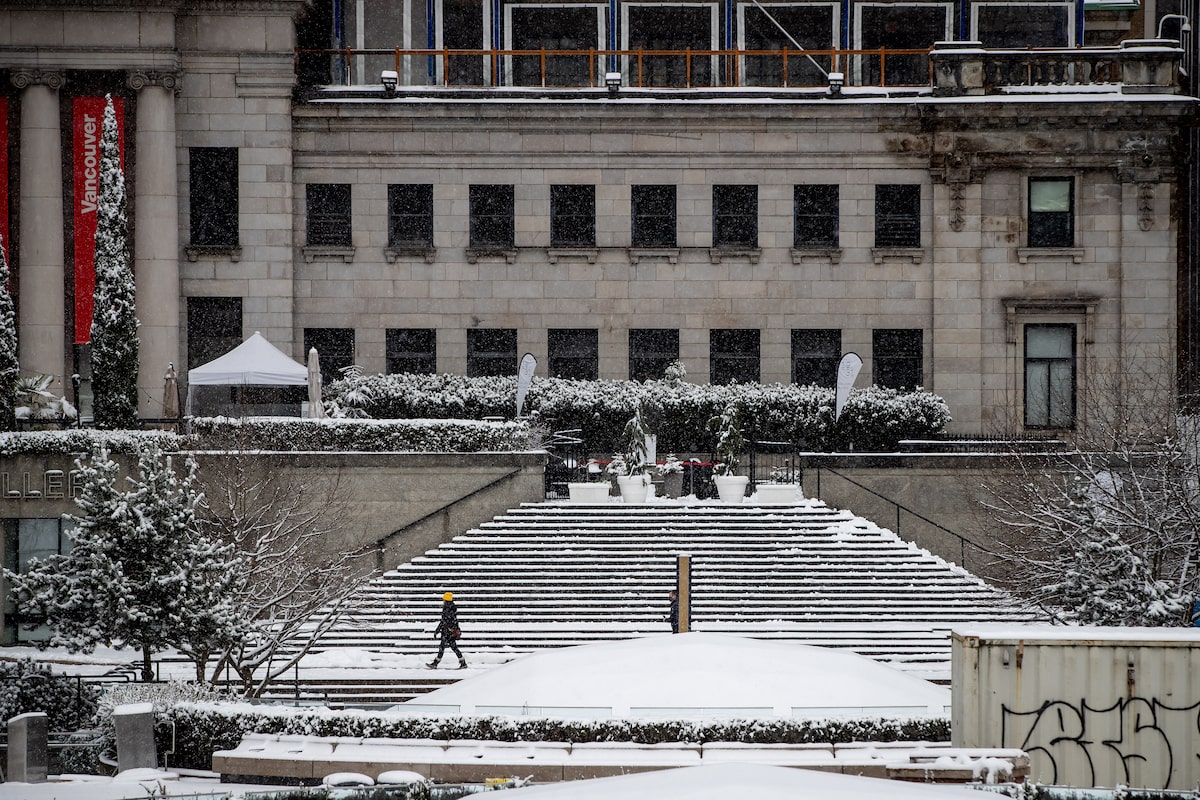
0, 234, 18, 432
5, 446, 242, 682
90, 94, 139, 429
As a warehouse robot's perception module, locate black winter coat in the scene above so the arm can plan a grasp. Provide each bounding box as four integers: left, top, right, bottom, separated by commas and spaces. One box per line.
434, 601, 460, 641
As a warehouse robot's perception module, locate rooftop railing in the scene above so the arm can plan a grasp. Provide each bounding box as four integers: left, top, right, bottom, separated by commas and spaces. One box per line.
297, 39, 1184, 94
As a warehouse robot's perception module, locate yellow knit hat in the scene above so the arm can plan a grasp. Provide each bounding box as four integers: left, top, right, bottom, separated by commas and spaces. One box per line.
443, 592, 453, 601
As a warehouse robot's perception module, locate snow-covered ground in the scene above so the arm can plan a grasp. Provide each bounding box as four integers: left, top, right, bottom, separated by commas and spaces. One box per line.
399, 633, 951, 717
0, 769, 288, 799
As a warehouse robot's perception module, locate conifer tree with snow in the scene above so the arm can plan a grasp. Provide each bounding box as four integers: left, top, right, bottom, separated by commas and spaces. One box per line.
90, 94, 139, 429
0, 234, 18, 432
5, 445, 243, 682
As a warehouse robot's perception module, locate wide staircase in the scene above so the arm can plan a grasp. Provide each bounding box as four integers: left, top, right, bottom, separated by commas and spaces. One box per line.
271, 500, 1038, 704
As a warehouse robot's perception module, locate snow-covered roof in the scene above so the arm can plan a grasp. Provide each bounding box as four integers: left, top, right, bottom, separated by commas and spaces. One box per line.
953, 623, 1200, 644
186, 331, 308, 386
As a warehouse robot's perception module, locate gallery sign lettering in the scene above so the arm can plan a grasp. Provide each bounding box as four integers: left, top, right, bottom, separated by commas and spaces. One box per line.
0, 470, 86, 500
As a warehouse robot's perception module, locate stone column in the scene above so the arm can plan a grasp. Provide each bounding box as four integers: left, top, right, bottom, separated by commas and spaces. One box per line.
7, 712, 48, 783
128, 70, 181, 419
12, 70, 67, 396
113, 702, 157, 771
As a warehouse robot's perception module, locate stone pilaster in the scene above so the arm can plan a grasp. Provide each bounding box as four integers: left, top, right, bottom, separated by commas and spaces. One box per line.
128, 70, 181, 418
12, 70, 67, 396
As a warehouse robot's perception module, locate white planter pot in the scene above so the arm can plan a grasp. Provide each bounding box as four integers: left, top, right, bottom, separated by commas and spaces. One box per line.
617, 474, 652, 504
713, 474, 749, 504
567, 482, 611, 503
754, 483, 800, 504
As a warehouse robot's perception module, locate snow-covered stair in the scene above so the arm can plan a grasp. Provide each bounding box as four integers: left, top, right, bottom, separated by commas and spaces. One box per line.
278, 499, 1038, 703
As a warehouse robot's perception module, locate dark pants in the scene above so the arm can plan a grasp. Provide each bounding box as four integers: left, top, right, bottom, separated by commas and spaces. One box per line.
433, 634, 463, 663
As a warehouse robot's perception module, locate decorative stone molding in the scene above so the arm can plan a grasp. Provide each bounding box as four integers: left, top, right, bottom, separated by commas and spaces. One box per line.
1137, 183, 1155, 231
947, 182, 967, 232
10, 70, 65, 91
384, 246, 436, 264
126, 70, 183, 95
185, 245, 242, 262
871, 247, 924, 265
547, 248, 598, 264
465, 247, 516, 264
628, 247, 679, 265
790, 248, 842, 265
1002, 297, 1098, 344
1016, 247, 1084, 264
708, 247, 760, 264
301, 246, 355, 263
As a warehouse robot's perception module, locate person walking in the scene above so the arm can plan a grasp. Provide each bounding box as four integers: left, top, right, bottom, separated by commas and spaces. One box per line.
666, 589, 679, 634
428, 591, 468, 669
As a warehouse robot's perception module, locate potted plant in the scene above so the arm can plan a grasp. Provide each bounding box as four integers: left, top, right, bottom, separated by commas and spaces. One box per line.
754, 463, 801, 504
658, 453, 685, 499
707, 401, 748, 503
616, 410, 653, 504
567, 457, 613, 503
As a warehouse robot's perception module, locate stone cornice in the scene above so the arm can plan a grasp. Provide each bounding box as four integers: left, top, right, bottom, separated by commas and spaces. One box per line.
179, 0, 311, 16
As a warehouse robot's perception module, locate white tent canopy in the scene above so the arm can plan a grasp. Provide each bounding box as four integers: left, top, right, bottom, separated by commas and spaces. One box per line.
186, 332, 310, 416
188, 331, 309, 387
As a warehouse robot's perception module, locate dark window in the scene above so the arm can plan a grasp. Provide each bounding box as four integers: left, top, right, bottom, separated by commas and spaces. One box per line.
3, 518, 74, 643
629, 328, 680, 381
1028, 177, 1074, 248
386, 328, 437, 374
551, 185, 596, 247
1025, 324, 1076, 429
710, 329, 761, 385
742, 4, 834, 86
791, 329, 841, 387
713, 185, 758, 248
626, 5, 714, 87
632, 185, 677, 247
860, 4, 948, 85
306, 184, 352, 247
304, 328, 355, 384
548, 329, 598, 380
875, 185, 921, 248
186, 297, 242, 370
469, 185, 515, 248
511, 7, 599, 86
467, 328, 518, 376
873, 329, 923, 390
388, 184, 434, 247
794, 185, 839, 248
189, 147, 238, 247
975, 4, 1069, 47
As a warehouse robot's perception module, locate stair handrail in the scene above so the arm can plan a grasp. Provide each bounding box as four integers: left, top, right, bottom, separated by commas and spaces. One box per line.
814, 464, 994, 567
374, 467, 526, 571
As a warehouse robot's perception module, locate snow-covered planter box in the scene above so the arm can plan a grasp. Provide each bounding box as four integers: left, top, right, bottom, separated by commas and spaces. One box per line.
161, 702, 949, 772
187, 417, 533, 453
324, 374, 951, 453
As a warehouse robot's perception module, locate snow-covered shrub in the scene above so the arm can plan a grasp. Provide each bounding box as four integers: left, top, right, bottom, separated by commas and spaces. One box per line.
14, 375, 78, 422
324, 373, 950, 453
0, 429, 181, 456
188, 416, 533, 453
0, 659, 99, 732
162, 702, 949, 771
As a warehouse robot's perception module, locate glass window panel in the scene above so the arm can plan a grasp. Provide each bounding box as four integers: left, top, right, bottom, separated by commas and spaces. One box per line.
1026, 325, 1073, 358
1030, 179, 1071, 212
629, 329, 680, 381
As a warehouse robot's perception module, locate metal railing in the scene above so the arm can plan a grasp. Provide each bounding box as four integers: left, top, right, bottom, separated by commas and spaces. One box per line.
298, 46, 934, 89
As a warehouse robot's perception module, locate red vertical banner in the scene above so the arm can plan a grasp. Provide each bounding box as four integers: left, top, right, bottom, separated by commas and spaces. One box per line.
0, 97, 8, 258
72, 96, 125, 344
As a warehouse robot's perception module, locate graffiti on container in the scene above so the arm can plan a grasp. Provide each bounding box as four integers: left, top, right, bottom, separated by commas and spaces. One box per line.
1002, 698, 1200, 790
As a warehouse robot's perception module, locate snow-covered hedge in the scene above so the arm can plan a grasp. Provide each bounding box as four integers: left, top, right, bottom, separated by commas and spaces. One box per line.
326, 373, 951, 452
187, 417, 533, 453
0, 429, 182, 455
162, 701, 950, 771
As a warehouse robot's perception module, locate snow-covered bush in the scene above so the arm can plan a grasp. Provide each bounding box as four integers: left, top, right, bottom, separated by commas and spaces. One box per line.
0, 234, 17, 432
162, 702, 949, 771
0, 429, 181, 456
188, 416, 533, 453
324, 373, 950, 453
0, 659, 99, 732
14, 375, 78, 422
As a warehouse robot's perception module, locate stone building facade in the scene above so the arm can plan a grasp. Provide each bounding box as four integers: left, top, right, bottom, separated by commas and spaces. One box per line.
0, 0, 1192, 436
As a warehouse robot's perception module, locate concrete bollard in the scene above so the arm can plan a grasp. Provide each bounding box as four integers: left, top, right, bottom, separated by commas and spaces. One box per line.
113, 702, 157, 772
7, 711, 49, 783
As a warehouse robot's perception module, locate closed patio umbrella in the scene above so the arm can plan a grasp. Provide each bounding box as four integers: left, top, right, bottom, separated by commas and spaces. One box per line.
162, 362, 180, 419
307, 347, 325, 419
